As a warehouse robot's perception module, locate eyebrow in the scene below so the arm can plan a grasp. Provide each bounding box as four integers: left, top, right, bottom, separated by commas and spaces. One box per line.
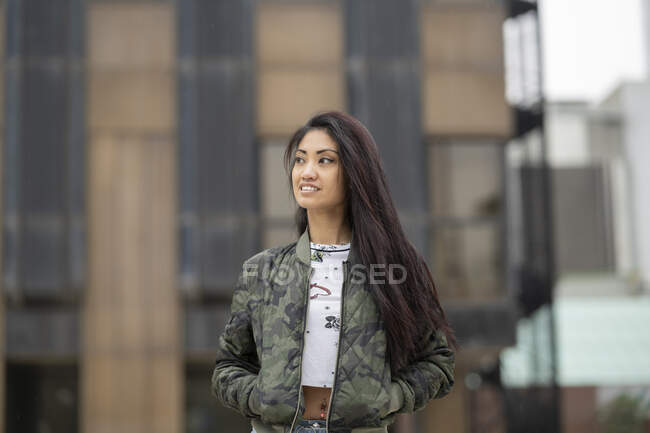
296, 148, 339, 155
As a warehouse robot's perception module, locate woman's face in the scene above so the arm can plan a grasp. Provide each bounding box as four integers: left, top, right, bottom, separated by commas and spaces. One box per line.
291, 129, 346, 213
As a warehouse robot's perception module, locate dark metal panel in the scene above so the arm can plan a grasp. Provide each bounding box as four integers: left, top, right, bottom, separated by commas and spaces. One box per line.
2, 0, 86, 302
178, 67, 200, 214
552, 166, 614, 273
21, 65, 67, 213
5, 0, 23, 58
6, 363, 79, 433
5, 308, 79, 359
66, 49, 87, 291
447, 302, 518, 347
185, 305, 230, 357
22, 0, 70, 56
177, 0, 201, 291
197, 63, 256, 213
177, 0, 198, 58
177, 0, 259, 297
67, 0, 85, 58
345, 0, 419, 59
20, 216, 66, 295
179, 219, 201, 292
178, 58, 200, 292
3, 0, 24, 300
196, 0, 253, 57
359, 62, 425, 210
518, 164, 555, 315
344, 0, 428, 254
199, 216, 259, 290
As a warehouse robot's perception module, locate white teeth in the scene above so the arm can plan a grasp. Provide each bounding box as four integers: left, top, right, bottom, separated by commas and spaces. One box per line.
301, 186, 319, 191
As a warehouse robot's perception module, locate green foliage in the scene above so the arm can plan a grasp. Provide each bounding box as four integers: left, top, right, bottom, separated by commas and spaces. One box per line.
597, 393, 648, 433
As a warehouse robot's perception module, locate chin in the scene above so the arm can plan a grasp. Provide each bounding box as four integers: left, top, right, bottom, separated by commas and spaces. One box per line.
297, 201, 318, 210
295, 196, 322, 210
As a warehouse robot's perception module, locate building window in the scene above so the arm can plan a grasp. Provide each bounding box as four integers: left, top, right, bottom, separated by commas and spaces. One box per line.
428, 139, 506, 301
260, 139, 297, 248
177, 0, 257, 297
2, 0, 86, 303
6, 363, 78, 433
256, 0, 344, 136
255, 0, 344, 248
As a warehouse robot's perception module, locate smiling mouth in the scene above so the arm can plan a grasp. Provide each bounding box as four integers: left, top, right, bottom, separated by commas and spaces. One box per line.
300, 186, 320, 192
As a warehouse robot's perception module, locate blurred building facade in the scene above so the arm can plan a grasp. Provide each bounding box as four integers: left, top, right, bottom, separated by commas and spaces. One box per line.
502, 97, 650, 433
0, 1, 558, 433
501, 1, 650, 430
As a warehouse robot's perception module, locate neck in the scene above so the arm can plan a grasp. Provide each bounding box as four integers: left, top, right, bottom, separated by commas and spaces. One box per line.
306, 208, 351, 245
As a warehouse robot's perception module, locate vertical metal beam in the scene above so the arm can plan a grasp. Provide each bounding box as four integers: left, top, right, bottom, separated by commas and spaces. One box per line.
177, 0, 258, 298
345, 3, 427, 431
2, 0, 86, 303
344, 0, 428, 256
534, 5, 561, 432
3, 0, 24, 302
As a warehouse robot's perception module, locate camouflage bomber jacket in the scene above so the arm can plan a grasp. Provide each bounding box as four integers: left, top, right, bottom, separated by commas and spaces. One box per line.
211, 226, 455, 433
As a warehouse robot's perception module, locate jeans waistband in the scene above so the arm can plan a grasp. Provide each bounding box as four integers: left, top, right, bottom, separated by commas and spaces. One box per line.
295, 419, 326, 432
298, 419, 326, 426
251, 418, 388, 433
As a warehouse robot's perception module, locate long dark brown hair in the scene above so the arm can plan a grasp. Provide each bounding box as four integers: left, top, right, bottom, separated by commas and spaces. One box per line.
283, 110, 456, 374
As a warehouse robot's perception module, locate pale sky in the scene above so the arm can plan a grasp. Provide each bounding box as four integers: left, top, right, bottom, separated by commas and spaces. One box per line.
540, 0, 647, 103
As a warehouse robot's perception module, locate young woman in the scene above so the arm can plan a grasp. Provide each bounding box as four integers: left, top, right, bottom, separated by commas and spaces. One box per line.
212, 111, 456, 433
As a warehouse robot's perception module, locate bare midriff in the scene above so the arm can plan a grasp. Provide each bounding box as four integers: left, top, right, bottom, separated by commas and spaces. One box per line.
302, 385, 333, 420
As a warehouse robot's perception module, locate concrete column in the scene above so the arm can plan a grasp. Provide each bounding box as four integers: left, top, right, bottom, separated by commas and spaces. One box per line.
422, 356, 472, 433
82, 4, 181, 433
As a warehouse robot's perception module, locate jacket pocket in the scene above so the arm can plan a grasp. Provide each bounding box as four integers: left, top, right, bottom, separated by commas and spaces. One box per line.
389, 381, 404, 412
380, 382, 404, 418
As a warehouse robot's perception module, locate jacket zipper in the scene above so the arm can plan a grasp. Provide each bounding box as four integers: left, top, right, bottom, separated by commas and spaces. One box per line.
326, 260, 349, 433
288, 266, 314, 433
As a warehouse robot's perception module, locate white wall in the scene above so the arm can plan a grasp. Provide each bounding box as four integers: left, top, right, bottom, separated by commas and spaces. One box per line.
641, 0, 650, 77
546, 103, 591, 166
620, 82, 650, 291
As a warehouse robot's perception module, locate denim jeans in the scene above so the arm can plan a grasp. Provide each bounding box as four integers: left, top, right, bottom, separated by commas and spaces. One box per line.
251, 419, 326, 433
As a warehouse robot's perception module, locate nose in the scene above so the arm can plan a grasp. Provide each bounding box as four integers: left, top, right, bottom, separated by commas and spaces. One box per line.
300, 160, 317, 180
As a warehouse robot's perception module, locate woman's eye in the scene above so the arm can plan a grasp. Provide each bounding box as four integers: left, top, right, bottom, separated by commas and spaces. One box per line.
294, 156, 334, 164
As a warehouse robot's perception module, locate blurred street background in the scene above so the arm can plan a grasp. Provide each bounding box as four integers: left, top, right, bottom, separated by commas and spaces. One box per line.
0, 0, 649, 432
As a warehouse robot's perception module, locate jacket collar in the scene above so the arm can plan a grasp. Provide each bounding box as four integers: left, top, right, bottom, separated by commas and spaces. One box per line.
296, 224, 357, 266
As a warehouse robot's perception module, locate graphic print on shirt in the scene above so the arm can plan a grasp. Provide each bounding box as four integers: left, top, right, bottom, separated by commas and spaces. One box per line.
301, 242, 350, 388
310, 249, 324, 262
309, 243, 349, 263
310, 283, 331, 299
324, 315, 340, 330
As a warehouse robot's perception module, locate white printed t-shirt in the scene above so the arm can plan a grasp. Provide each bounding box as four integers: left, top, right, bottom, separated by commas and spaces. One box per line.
300, 241, 350, 388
